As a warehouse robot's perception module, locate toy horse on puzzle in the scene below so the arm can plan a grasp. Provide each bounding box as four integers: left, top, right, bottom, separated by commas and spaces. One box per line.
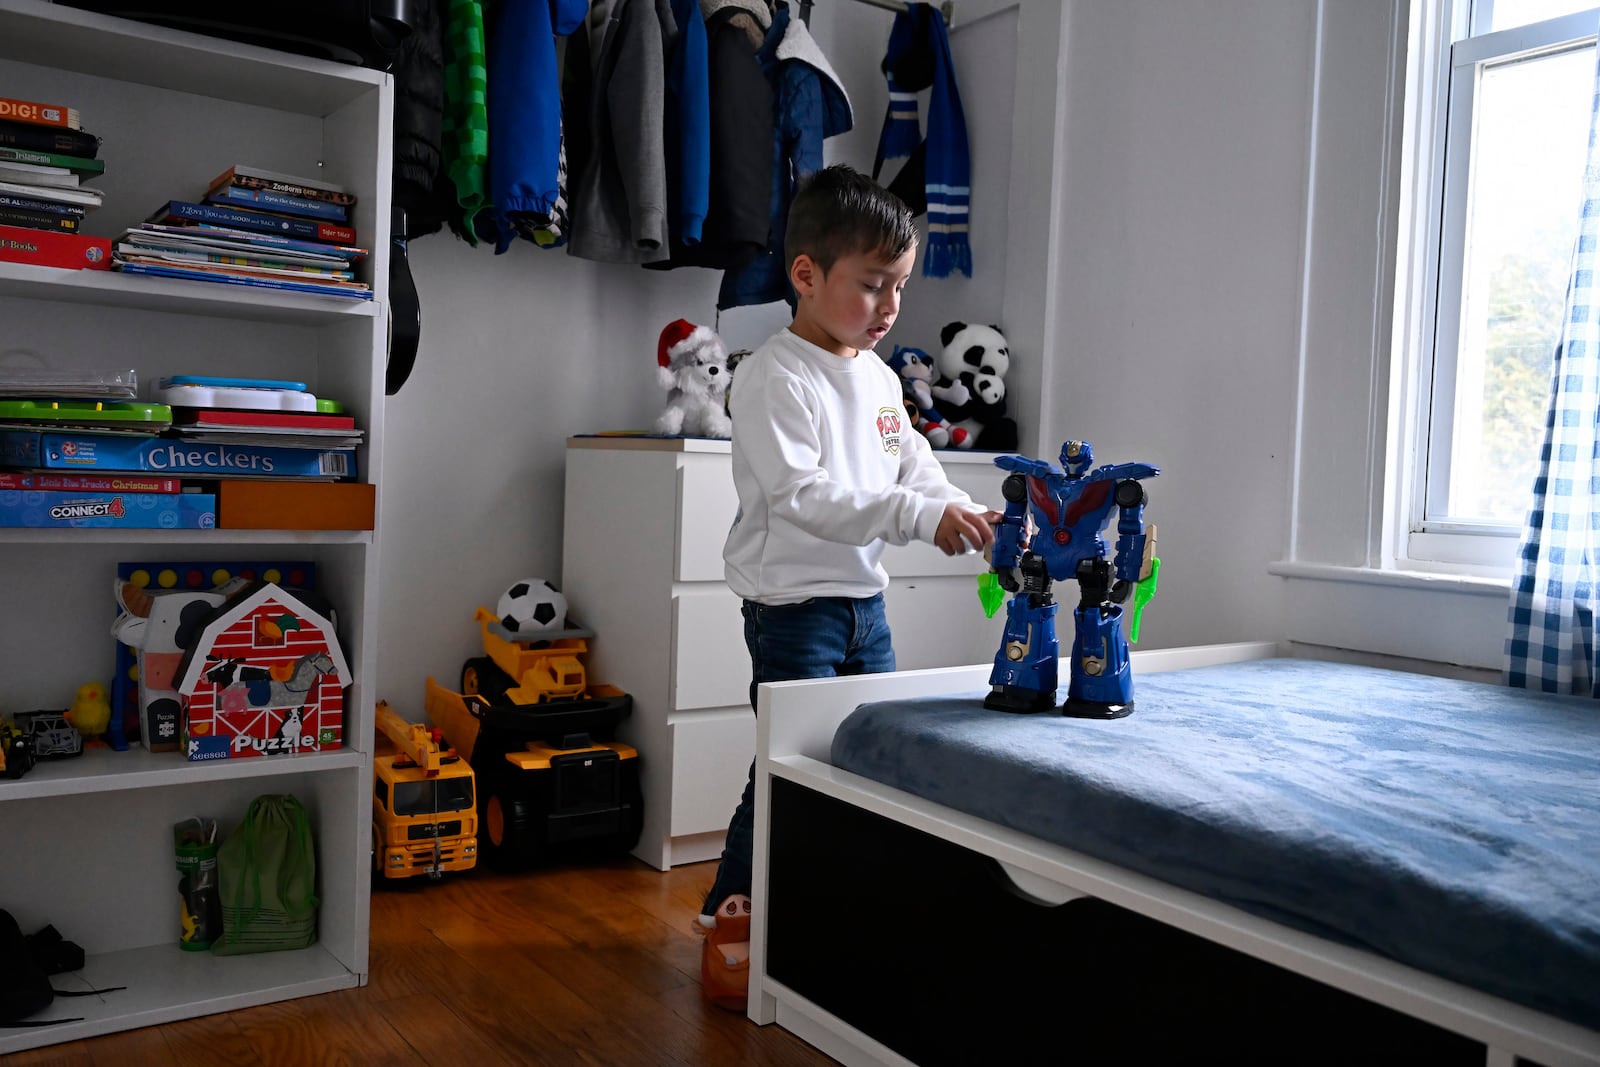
204, 650, 337, 709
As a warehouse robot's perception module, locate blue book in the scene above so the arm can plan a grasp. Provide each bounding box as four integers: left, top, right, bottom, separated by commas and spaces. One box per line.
0, 431, 356, 479
147, 201, 355, 244
113, 259, 373, 300
205, 185, 349, 223
0, 489, 216, 529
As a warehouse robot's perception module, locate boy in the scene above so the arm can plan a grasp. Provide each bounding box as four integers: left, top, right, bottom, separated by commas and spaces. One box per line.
699, 164, 998, 1009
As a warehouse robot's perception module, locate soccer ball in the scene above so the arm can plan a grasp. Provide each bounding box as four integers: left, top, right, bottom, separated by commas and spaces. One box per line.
497, 578, 567, 635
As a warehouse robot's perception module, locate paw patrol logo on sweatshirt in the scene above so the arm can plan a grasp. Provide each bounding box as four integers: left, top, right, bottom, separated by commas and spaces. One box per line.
876, 406, 903, 455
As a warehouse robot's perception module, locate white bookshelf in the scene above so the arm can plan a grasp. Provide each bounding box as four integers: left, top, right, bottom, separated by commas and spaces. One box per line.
0, 0, 389, 1053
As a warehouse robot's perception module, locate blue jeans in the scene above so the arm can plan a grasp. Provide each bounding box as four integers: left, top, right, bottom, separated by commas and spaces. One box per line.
701, 594, 896, 915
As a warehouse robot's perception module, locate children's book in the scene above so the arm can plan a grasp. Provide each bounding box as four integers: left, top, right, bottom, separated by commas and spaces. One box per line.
0, 96, 82, 131
113, 259, 372, 299
0, 225, 110, 269
0, 119, 98, 158
208, 165, 355, 205
0, 179, 100, 208
204, 185, 348, 223
0, 147, 103, 176
149, 201, 354, 245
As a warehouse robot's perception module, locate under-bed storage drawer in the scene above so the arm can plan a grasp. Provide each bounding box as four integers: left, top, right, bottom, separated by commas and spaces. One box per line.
766, 778, 1485, 1067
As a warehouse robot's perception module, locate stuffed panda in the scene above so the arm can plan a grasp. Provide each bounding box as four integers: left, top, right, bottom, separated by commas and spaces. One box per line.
934, 321, 1019, 451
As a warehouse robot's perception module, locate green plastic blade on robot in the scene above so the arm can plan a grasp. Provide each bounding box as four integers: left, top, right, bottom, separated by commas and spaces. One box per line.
977, 571, 1005, 619
1129, 557, 1161, 643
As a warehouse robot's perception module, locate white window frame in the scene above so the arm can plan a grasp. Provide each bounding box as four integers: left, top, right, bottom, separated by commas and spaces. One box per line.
1392, 1, 1599, 574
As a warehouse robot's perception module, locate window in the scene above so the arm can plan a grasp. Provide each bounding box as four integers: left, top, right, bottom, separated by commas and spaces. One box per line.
1401, 0, 1599, 569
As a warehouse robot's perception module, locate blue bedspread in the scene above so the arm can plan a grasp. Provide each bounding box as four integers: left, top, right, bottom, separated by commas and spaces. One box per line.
830, 658, 1600, 1030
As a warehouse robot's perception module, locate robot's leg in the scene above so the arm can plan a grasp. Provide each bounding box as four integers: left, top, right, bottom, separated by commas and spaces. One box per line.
1064, 603, 1134, 719
983, 593, 1059, 713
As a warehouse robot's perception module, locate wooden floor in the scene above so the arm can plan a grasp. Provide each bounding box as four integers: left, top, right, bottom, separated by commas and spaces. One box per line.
9, 859, 838, 1067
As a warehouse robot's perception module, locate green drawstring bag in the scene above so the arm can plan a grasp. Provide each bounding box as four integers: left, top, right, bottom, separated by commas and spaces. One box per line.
213, 794, 318, 956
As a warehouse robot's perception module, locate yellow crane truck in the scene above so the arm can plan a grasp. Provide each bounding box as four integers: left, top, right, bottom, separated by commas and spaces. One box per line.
371, 698, 477, 880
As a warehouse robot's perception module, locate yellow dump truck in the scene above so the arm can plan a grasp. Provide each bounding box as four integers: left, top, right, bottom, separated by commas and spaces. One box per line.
371, 698, 477, 880
426, 675, 640, 870
462, 605, 630, 711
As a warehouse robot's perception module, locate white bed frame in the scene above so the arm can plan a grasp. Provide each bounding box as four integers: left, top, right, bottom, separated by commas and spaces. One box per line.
747, 640, 1600, 1067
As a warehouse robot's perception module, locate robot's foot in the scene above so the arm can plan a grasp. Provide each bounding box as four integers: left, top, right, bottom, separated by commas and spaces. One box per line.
1063, 697, 1133, 720
983, 685, 1058, 714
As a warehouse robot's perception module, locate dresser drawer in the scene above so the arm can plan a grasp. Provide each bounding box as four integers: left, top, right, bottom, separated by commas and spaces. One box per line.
676, 458, 740, 582
670, 707, 755, 836
671, 589, 751, 710
885, 575, 1006, 671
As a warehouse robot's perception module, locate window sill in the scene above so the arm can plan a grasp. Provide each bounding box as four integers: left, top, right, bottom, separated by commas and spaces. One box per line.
1267, 560, 1510, 597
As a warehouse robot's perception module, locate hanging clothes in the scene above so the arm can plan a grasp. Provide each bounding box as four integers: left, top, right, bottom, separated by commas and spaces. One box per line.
717, 0, 852, 311
566, 0, 679, 263
484, 0, 588, 254
440, 0, 490, 243
664, 0, 711, 247
644, 0, 774, 272
874, 1, 972, 277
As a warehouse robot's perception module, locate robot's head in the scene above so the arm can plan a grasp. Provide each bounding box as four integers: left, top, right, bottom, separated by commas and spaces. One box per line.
1061, 440, 1093, 477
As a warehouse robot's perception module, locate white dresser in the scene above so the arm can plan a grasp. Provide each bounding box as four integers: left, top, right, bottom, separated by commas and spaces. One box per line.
561, 436, 1009, 870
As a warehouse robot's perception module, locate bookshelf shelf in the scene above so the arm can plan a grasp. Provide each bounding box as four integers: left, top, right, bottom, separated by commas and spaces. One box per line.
0, 0, 387, 1052
0, 942, 357, 1057
0, 0, 384, 117
0, 745, 364, 802
0, 528, 374, 545
0, 261, 381, 325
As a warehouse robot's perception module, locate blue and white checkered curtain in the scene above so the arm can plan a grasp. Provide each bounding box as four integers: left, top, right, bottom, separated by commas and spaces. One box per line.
1505, 39, 1600, 696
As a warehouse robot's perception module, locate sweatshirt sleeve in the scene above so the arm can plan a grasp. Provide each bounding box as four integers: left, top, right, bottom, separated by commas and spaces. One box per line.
732, 365, 949, 548
896, 421, 981, 541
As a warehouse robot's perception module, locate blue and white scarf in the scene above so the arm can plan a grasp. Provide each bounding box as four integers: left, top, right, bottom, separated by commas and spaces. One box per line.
875, 2, 971, 278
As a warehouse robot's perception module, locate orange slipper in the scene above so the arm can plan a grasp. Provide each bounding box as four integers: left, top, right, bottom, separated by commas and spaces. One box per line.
700, 894, 751, 1012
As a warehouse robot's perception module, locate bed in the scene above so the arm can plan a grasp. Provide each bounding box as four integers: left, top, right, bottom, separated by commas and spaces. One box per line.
746, 641, 1600, 1067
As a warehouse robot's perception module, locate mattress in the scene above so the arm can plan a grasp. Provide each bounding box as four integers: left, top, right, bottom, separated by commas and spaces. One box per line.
830, 657, 1600, 1030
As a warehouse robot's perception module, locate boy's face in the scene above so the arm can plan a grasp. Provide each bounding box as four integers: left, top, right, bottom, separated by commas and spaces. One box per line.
789, 245, 918, 357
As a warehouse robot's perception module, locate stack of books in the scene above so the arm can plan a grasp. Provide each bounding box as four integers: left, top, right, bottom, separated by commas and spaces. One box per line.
0, 94, 111, 269
115, 165, 371, 299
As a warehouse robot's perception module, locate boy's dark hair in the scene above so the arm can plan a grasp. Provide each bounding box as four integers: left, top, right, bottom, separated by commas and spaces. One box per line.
785, 164, 917, 274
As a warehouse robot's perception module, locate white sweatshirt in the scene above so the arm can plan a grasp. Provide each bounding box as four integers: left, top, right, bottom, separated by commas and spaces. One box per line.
723, 329, 978, 604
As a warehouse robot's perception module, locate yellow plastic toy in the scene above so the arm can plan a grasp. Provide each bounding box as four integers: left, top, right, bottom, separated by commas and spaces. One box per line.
371, 698, 477, 880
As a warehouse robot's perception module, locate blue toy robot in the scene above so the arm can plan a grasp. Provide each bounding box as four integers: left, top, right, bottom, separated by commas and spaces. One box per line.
980, 440, 1160, 717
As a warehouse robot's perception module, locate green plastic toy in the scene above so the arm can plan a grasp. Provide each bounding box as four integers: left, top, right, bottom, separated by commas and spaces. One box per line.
977, 572, 1005, 619
0, 399, 173, 431
1128, 557, 1162, 643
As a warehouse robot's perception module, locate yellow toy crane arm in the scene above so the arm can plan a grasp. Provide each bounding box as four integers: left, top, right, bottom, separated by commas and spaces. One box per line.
375, 699, 443, 775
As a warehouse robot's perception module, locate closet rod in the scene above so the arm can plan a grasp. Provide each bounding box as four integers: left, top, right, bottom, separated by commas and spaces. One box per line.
798, 0, 955, 28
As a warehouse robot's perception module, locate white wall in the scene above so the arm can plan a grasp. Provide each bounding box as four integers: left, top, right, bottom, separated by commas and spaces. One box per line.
1047, 0, 1316, 651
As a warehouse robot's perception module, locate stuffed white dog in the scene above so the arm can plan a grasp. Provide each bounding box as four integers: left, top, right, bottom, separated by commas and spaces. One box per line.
655, 318, 733, 438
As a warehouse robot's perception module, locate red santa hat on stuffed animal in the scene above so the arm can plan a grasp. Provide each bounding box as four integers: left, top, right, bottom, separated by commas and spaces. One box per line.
657, 318, 724, 387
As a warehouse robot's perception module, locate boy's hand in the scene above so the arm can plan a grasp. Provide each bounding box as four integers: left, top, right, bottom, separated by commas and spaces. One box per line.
935, 505, 997, 556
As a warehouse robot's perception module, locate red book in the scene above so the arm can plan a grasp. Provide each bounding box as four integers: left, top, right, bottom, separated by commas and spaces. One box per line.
181, 409, 356, 431
0, 224, 109, 269
0, 96, 81, 131
0, 472, 182, 493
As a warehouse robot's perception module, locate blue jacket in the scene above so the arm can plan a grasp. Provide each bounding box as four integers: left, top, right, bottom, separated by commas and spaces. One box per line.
718, 3, 853, 310
665, 0, 710, 245
487, 0, 589, 254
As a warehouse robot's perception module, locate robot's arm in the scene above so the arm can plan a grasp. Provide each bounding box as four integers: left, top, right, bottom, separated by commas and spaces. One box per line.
990, 474, 1030, 591
1109, 479, 1149, 602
